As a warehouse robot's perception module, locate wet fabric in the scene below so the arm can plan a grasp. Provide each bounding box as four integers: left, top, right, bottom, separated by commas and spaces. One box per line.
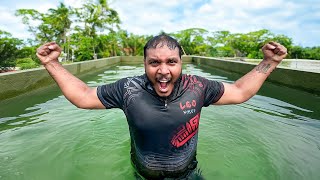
97, 74, 224, 178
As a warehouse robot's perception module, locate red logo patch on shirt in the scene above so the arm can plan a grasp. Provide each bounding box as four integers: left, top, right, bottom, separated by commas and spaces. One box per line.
171, 113, 200, 148
179, 100, 197, 110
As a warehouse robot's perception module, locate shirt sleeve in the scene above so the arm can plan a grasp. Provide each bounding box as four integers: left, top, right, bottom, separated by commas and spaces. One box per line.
96, 78, 126, 109
202, 77, 225, 107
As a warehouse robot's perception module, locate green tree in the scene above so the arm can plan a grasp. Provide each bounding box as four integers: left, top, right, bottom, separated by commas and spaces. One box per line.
73, 0, 120, 58
0, 30, 23, 71
206, 29, 293, 59
47, 2, 72, 44
70, 32, 94, 61
171, 28, 209, 55
16, 3, 72, 44
118, 30, 147, 56
16, 58, 39, 70
289, 46, 303, 59
303, 47, 320, 60
96, 32, 120, 57
227, 29, 272, 58
207, 31, 232, 57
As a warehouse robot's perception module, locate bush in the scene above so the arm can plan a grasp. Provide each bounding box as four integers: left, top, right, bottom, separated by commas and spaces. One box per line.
16, 58, 39, 70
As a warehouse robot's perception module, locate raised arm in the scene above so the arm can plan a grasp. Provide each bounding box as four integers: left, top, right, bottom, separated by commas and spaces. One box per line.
36, 42, 105, 109
215, 42, 287, 105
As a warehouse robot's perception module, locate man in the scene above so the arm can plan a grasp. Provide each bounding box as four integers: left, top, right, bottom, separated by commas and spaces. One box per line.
37, 34, 287, 179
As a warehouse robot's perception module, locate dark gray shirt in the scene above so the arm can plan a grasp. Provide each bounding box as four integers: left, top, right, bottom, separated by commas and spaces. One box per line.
97, 74, 224, 178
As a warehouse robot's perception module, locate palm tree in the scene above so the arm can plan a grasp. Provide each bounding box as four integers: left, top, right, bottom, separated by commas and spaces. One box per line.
47, 2, 72, 44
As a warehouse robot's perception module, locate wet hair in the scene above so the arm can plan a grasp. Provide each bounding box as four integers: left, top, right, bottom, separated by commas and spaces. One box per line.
143, 34, 183, 60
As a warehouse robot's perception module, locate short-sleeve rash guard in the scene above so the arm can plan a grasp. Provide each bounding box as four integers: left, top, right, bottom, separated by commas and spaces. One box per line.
97, 74, 224, 178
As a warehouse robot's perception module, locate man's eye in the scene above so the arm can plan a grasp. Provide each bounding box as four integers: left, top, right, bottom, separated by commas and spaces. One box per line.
150, 61, 159, 65
168, 60, 176, 64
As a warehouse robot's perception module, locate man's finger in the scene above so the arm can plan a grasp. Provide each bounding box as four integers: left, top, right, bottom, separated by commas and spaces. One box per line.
45, 48, 51, 54
43, 42, 56, 46
37, 49, 48, 56
263, 43, 276, 50
269, 41, 281, 47
274, 48, 280, 54
277, 50, 287, 56
47, 43, 61, 52
36, 53, 43, 58
37, 46, 49, 54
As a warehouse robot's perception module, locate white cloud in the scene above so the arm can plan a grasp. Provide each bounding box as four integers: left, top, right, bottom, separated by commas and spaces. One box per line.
109, 0, 182, 35
14, 1, 56, 13
171, 0, 319, 46
64, 0, 85, 8
0, 6, 30, 39
198, 3, 213, 14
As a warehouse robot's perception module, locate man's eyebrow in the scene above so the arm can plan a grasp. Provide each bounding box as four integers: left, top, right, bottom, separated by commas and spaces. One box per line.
147, 58, 158, 61
167, 57, 179, 61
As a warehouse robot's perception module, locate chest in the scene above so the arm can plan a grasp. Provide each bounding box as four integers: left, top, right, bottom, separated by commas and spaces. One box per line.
124, 91, 203, 133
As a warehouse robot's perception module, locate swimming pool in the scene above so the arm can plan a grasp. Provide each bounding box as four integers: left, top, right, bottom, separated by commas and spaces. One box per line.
1, 63, 319, 179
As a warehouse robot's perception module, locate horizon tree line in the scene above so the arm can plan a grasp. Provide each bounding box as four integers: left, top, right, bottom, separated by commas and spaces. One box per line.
1, 0, 319, 71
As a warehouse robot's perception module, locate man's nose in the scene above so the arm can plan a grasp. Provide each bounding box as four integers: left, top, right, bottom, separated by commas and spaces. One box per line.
158, 64, 170, 74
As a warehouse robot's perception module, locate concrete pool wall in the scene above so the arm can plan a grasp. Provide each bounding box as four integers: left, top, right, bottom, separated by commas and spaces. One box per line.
0, 56, 319, 101
0, 57, 120, 101
192, 56, 320, 95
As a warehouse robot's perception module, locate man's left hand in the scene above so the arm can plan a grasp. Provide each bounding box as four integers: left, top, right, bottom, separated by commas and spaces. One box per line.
262, 42, 287, 62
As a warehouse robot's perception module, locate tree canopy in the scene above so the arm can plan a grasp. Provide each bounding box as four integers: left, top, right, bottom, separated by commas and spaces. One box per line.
1, 0, 319, 70
0, 30, 23, 70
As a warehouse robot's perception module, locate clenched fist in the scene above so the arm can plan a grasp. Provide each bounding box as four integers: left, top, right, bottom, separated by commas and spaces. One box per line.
262, 42, 287, 62
36, 42, 62, 65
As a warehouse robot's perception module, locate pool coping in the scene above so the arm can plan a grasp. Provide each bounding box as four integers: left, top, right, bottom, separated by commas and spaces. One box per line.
0, 56, 319, 101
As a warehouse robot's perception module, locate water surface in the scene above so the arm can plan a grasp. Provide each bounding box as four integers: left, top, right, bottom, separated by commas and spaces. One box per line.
1, 64, 319, 180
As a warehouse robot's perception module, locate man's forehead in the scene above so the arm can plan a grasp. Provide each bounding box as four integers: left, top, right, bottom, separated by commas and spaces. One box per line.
147, 41, 178, 50
145, 46, 180, 58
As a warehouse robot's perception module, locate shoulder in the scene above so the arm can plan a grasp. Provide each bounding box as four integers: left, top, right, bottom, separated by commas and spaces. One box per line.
121, 74, 147, 88
177, 74, 207, 94
111, 75, 146, 85
181, 74, 207, 82
98, 75, 146, 93
180, 74, 207, 86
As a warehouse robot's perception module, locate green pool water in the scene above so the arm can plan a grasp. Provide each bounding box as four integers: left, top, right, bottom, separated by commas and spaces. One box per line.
1, 63, 320, 180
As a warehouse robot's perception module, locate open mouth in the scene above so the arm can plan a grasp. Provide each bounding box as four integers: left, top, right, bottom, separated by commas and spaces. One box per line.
157, 78, 171, 93
159, 80, 169, 91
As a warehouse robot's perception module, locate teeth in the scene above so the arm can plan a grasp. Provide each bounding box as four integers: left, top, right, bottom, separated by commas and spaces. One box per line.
159, 80, 169, 83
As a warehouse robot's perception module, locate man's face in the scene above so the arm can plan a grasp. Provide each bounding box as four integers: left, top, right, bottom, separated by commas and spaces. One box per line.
144, 45, 182, 97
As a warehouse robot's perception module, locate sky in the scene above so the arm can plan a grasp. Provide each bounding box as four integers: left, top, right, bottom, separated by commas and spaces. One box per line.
0, 0, 319, 47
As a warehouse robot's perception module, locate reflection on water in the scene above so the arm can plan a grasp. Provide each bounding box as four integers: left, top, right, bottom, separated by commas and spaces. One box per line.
0, 109, 47, 132
240, 95, 315, 123
0, 63, 319, 180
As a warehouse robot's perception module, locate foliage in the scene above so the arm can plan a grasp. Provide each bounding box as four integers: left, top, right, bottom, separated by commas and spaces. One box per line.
73, 0, 120, 37
70, 33, 94, 61
118, 30, 147, 56
18, 46, 39, 63
4, 0, 318, 67
301, 47, 320, 59
205, 29, 293, 59
0, 30, 23, 70
70, 0, 120, 61
171, 28, 209, 55
16, 58, 39, 70
15, 3, 72, 45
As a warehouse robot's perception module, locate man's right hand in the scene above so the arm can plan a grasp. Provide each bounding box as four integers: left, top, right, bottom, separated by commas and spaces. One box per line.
36, 42, 62, 65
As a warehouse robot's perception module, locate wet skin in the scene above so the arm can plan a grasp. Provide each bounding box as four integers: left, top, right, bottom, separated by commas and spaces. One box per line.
144, 45, 182, 97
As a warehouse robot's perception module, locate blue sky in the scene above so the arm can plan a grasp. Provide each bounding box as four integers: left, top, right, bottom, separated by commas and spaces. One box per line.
0, 0, 319, 47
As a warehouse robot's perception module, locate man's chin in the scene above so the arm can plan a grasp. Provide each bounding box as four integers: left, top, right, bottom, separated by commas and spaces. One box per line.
155, 91, 170, 97
155, 88, 173, 97
153, 83, 174, 97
